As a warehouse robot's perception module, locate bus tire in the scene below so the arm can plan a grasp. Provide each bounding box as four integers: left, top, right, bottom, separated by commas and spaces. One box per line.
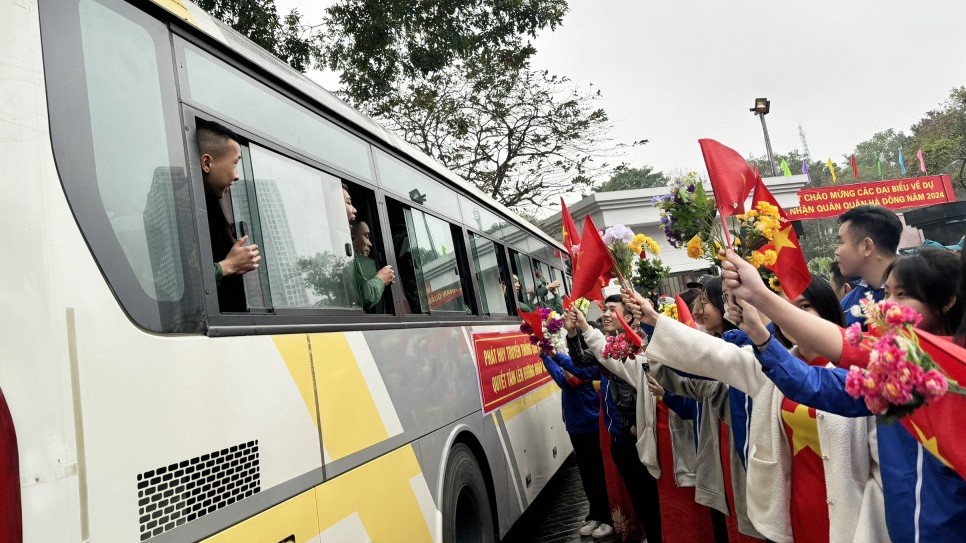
442, 443, 495, 543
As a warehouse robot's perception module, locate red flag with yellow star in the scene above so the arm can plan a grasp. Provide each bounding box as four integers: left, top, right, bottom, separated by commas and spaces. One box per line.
899, 330, 966, 480
561, 198, 581, 260
752, 178, 810, 300
570, 216, 614, 302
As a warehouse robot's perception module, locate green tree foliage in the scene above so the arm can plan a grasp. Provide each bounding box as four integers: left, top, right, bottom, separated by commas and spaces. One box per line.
911, 87, 966, 197
296, 252, 349, 306
368, 61, 639, 209
807, 256, 834, 277
197, 0, 320, 71
595, 166, 668, 192
320, 0, 568, 107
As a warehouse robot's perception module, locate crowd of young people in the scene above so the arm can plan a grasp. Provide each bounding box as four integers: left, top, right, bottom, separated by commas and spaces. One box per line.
537, 205, 966, 542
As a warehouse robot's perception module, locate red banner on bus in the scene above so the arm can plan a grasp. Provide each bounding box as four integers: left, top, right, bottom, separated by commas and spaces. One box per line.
786, 175, 955, 221
473, 332, 552, 414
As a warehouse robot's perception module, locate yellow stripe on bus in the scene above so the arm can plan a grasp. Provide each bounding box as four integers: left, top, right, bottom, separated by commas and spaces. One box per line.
149, 0, 194, 22
316, 445, 433, 542
309, 333, 390, 461
272, 334, 318, 428
200, 488, 319, 543
498, 382, 559, 422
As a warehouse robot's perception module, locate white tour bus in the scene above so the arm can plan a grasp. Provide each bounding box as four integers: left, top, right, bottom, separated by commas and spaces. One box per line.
0, 0, 578, 541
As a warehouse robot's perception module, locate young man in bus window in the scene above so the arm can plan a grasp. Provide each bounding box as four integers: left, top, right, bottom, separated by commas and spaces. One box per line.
350, 220, 393, 313
197, 119, 260, 312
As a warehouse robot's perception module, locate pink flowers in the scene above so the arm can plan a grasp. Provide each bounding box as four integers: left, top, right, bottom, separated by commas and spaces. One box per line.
602, 333, 642, 361
845, 323, 863, 347
844, 296, 955, 416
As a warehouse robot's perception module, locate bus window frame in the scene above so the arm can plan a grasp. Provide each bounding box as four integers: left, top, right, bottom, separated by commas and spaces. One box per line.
181, 109, 399, 326
39, 0, 207, 334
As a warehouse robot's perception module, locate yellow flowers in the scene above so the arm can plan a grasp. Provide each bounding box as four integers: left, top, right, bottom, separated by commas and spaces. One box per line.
747, 249, 777, 268
629, 233, 661, 257
686, 236, 704, 260
659, 302, 678, 320
769, 275, 782, 293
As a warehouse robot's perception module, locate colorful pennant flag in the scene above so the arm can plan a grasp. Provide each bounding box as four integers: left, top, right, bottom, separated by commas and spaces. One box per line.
675, 294, 698, 329
850, 154, 859, 179
827, 158, 838, 184
698, 139, 758, 218
753, 163, 760, 179
570, 216, 614, 302
899, 148, 907, 176
899, 330, 966, 481
780, 159, 792, 177
917, 149, 927, 173
560, 198, 582, 260
802, 161, 811, 185
614, 310, 644, 348
752, 178, 810, 300
876, 152, 883, 179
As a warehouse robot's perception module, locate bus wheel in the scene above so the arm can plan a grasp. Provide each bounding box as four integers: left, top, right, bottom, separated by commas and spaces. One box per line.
442, 443, 495, 543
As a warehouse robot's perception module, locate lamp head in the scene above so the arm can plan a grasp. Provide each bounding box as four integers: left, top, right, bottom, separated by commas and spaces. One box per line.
750, 97, 770, 115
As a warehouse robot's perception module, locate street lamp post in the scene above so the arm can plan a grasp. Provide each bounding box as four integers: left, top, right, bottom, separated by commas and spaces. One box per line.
750, 98, 778, 177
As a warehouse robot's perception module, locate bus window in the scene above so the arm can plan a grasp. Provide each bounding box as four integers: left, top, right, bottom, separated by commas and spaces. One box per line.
387, 200, 469, 314
508, 251, 536, 311
374, 149, 459, 218
247, 144, 354, 309
179, 43, 373, 181
469, 234, 510, 316
45, 0, 204, 332
345, 182, 394, 314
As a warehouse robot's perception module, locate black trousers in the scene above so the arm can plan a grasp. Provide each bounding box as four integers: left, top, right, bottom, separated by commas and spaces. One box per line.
569, 431, 611, 524
611, 437, 662, 543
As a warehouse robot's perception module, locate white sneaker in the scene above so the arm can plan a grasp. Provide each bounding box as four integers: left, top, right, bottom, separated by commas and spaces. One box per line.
592, 523, 614, 539
579, 520, 600, 536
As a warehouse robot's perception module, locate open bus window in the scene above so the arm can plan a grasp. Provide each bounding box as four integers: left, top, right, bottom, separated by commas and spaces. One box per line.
508, 250, 536, 312
387, 200, 471, 314
345, 183, 394, 314
469, 234, 510, 316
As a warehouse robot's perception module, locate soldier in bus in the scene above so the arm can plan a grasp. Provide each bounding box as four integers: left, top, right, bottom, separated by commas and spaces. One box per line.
197, 119, 261, 312
350, 220, 394, 313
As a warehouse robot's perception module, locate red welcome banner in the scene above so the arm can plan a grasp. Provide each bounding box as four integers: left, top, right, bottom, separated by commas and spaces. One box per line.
473, 332, 551, 413
787, 175, 955, 221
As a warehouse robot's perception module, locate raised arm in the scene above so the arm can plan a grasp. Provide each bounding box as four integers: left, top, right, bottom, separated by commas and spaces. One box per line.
721, 250, 845, 363
755, 337, 872, 417
540, 352, 571, 390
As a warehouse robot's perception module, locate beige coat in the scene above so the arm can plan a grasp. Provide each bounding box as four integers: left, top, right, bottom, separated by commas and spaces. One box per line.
646, 315, 890, 543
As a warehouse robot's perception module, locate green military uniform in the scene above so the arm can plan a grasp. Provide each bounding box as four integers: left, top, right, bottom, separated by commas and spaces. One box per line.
352, 255, 387, 313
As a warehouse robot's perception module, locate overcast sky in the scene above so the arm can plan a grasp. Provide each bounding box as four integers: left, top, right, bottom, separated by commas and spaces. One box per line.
276, 0, 966, 177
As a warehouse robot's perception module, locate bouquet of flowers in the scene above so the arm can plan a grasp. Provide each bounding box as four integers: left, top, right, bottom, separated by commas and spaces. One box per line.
602, 332, 643, 361
631, 234, 670, 300
730, 201, 787, 293
844, 297, 966, 419
602, 224, 637, 281
520, 306, 567, 356
654, 173, 721, 257
658, 299, 678, 321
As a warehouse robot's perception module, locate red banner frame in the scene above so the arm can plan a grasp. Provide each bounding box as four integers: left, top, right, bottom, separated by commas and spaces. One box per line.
787, 175, 956, 221
473, 332, 552, 414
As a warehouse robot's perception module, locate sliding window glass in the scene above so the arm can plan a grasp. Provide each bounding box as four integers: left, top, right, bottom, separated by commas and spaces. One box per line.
387, 200, 469, 314
470, 234, 510, 316
509, 251, 536, 311
248, 145, 354, 309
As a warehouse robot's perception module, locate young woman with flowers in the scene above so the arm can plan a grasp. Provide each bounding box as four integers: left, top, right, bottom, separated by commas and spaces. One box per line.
626, 275, 889, 543
720, 247, 966, 542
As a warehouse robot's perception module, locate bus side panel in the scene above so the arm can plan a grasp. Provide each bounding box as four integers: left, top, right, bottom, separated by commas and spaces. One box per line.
0, 0, 83, 541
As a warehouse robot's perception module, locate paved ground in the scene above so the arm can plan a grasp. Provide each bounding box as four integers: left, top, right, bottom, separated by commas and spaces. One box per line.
501, 455, 614, 543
